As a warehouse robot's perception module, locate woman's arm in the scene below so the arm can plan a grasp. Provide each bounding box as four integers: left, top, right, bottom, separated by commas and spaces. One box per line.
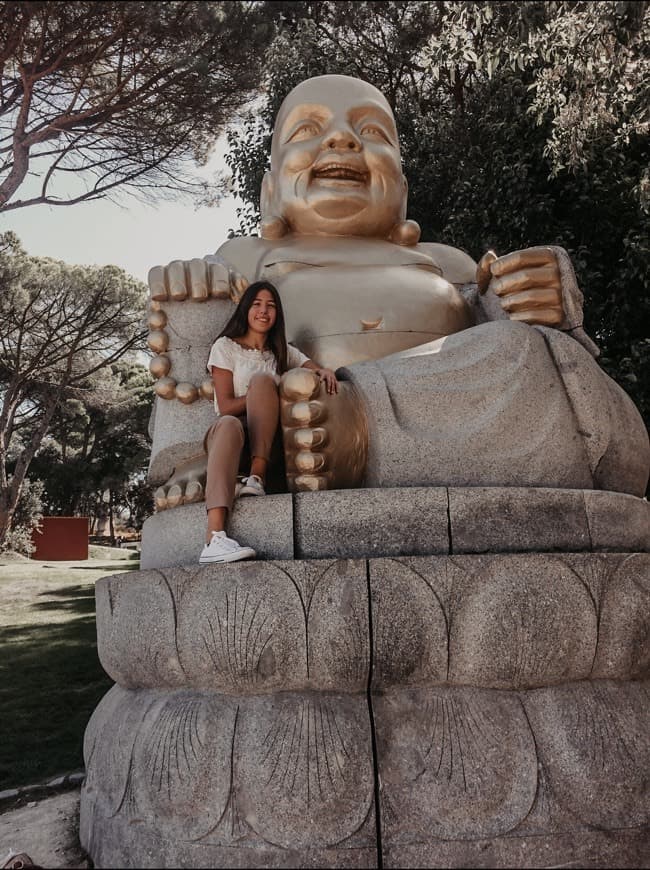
301, 359, 338, 394
212, 366, 247, 416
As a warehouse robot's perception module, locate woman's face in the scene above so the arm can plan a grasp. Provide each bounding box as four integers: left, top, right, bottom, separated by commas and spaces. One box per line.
247, 289, 278, 335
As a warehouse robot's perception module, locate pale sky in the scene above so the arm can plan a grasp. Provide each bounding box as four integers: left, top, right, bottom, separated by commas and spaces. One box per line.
0, 138, 245, 285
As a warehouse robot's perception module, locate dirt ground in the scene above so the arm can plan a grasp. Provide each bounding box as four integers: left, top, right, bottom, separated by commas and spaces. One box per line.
0, 788, 89, 869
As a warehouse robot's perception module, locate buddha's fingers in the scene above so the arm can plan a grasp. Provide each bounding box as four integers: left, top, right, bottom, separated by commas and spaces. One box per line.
280, 372, 367, 493
509, 307, 564, 327
282, 400, 327, 427
206, 260, 231, 298
280, 368, 327, 429
491, 246, 557, 277
291, 427, 328, 449
491, 264, 560, 296
154, 486, 168, 510
295, 451, 326, 474
185, 480, 204, 503
292, 474, 329, 492
153, 457, 208, 511
280, 368, 332, 490
476, 250, 498, 293
148, 257, 243, 304
187, 259, 209, 301
166, 260, 189, 301
148, 265, 169, 301
280, 368, 321, 402
500, 287, 562, 313
232, 272, 250, 300
165, 484, 184, 509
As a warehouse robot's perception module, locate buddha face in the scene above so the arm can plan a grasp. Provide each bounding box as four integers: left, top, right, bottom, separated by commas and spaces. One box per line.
265, 76, 407, 238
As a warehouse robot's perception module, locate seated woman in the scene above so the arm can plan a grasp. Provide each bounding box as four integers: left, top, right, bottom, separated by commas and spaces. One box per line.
199, 280, 337, 564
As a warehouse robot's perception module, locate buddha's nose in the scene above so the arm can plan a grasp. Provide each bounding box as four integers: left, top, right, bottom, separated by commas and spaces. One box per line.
323, 126, 361, 151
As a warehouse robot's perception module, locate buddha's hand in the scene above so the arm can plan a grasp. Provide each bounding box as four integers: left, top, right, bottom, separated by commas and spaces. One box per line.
279, 368, 369, 492
476, 246, 564, 327
148, 254, 249, 302
153, 454, 207, 511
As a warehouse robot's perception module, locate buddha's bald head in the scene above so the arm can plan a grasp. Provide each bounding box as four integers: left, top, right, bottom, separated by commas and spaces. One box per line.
261, 75, 408, 239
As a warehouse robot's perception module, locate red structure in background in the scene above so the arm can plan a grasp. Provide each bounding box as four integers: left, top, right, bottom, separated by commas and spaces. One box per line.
32, 517, 89, 560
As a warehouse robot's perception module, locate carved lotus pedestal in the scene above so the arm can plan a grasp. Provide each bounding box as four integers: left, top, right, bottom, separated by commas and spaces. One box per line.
80, 487, 650, 868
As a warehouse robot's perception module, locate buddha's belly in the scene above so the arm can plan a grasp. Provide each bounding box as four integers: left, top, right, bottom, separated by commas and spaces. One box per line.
271, 265, 473, 370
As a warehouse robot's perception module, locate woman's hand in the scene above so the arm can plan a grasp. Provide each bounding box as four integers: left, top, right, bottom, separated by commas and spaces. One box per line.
316, 367, 338, 394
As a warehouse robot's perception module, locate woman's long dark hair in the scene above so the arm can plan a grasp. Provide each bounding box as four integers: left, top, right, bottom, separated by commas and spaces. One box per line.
218, 281, 289, 374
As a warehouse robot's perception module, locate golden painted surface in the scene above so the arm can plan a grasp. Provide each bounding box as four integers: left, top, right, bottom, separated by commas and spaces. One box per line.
280, 369, 368, 492
147, 75, 578, 500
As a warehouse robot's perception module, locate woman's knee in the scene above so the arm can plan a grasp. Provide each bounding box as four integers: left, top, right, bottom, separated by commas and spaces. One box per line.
204, 415, 244, 451
248, 371, 279, 392
217, 414, 245, 436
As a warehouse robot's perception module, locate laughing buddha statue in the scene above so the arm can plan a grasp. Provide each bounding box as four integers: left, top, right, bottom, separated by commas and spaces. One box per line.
148, 75, 649, 506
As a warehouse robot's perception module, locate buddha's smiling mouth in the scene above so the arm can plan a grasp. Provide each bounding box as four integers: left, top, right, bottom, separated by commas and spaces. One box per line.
311, 162, 368, 185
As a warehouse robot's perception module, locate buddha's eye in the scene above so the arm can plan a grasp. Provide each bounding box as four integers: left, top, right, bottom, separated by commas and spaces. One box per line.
286, 122, 321, 143
360, 124, 390, 142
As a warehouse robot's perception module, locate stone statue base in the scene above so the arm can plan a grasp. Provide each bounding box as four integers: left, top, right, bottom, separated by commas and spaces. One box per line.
81, 487, 649, 868
140, 485, 650, 568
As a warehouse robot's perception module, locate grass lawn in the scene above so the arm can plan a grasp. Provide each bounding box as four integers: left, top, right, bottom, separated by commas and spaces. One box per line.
0, 548, 138, 790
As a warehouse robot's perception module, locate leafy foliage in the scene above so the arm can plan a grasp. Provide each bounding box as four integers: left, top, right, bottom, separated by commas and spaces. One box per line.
0, 232, 148, 546
29, 361, 154, 535
0, 0, 278, 211
0, 477, 43, 556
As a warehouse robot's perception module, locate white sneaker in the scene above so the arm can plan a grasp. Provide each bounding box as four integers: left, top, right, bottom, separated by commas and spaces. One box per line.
239, 475, 266, 497
199, 531, 256, 564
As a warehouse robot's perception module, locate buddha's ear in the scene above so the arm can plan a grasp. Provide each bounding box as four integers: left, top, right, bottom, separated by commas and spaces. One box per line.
387, 175, 419, 245
260, 170, 289, 240
389, 219, 421, 246
260, 170, 274, 219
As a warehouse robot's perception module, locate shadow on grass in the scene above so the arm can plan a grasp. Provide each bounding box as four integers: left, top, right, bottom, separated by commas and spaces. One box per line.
33, 584, 96, 614
68, 563, 137, 571
0, 602, 113, 790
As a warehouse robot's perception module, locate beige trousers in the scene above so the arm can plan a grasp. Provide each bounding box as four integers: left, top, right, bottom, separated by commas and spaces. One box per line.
204, 372, 280, 515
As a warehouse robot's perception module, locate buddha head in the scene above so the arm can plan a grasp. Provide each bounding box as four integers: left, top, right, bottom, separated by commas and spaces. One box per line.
261, 75, 419, 244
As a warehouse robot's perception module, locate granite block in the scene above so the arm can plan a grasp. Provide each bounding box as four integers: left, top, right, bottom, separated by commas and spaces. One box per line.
522, 679, 650, 829
82, 687, 377, 868
373, 686, 538, 842
448, 486, 591, 553
295, 487, 449, 559
84, 548, 650, 868
370, 554, 601, 690
140, 496, 293, 570
95, 559, 368, 693
382, 829, 650, 869
584, 489, 650, 551
591, 552, 650, 679
446, 553, 597, 688
369, 558, 449, 689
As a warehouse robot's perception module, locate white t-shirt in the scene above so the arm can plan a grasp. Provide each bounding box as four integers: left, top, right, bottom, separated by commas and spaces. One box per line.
206, 335, 310, 414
